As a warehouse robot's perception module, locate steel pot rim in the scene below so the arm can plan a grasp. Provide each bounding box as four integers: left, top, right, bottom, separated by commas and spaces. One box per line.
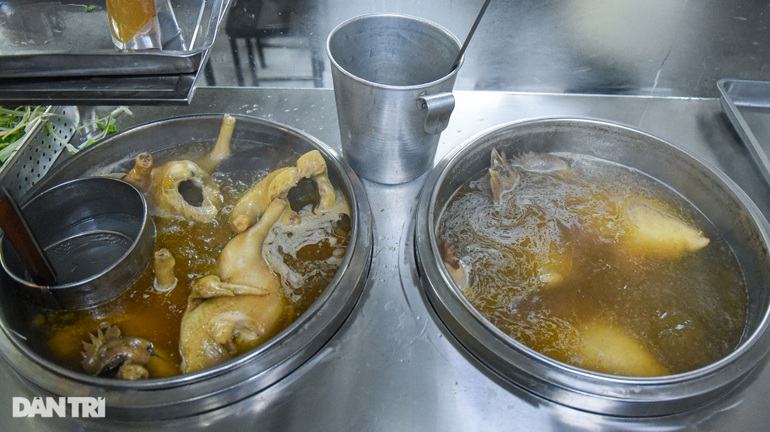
0, 114, 374, 418
415, 116, 770, 416
326, 13, 464, 92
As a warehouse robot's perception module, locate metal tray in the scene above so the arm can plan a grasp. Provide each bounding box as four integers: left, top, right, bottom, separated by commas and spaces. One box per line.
0, 71, 201, 106
718, 79, 770, 187
0, 0, 228, 78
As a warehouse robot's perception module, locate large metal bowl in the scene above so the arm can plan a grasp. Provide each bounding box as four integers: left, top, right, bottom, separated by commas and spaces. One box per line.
414, 117, 770, 417
0, 114, 373, 420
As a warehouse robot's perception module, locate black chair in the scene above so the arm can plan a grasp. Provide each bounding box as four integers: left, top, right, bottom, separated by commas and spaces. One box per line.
223, 0, 325, 87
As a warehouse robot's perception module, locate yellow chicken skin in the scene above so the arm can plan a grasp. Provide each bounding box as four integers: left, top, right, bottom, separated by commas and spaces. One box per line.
621, 198, 710, 258
576, 320, 670, 377
438, 239, 469, 290
179, 199, 288, 373
229, 150, 336, 232
179, 150, 336, 373
125, 115, 236, 223
228, 167, 293, 232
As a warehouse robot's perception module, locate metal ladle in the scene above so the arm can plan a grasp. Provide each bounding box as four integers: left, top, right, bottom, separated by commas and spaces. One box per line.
0, 187, 56, 286
451, 0, 492, 71
0, 177, 155, 310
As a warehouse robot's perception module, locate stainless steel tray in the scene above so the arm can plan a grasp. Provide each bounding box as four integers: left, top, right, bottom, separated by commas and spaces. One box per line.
718, 79, 770, 186
0, 72, 201, 106
0, 0, 228, 78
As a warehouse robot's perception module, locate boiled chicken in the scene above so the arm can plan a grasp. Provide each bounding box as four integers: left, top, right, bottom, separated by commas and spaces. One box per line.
576, 320, 670, 376
488, 149, 570, 205
510, 151, 570, 173
153, 248, 177, 293
179, 150, 335, 373
488, 148, 520, 205
124, 115, 236, 223
621, 198, 710, 258
537, 243, 573, 287
229, 150, 336, 232
438, 239, 469, 290
81, 322, 153, 380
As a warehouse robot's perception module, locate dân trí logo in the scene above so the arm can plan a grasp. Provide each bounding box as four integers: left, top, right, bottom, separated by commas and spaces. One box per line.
12, 397, 105, 418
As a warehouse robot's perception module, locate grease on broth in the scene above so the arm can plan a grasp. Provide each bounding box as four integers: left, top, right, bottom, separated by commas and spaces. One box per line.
24, 149, 350, 378
437, 153, 747, 376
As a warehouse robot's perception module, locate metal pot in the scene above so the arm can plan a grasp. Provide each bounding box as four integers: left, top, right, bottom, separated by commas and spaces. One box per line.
0, 114, 373, 420
414, 117, 770, 416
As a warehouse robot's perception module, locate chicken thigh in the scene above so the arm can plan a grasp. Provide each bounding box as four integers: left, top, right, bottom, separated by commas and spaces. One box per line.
229, 150, 336, 232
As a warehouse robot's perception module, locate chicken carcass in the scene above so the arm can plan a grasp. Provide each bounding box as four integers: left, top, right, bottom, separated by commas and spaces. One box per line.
124, 115, 236, 223
229, 150, 336, 232
179, 150, 335, 373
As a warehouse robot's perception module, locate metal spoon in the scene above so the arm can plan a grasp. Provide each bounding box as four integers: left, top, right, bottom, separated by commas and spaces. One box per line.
451, 0, 492, 71
0, 186, 57, 286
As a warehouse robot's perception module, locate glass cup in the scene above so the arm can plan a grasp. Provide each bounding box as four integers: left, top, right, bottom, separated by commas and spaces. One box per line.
106, 0, 162, 50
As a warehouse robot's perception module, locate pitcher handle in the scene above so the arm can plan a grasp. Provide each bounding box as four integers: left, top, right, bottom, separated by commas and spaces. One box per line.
418, 92, 455, 135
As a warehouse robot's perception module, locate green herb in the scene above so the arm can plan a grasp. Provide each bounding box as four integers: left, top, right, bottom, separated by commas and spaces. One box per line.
0, 106, 49, 165
85, 5, 95, 12
57, 106, 132, 155
1, 105, 132, 170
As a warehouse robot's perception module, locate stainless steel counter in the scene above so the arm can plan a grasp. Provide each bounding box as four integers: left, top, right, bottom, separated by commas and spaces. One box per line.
2, 87, 769, 430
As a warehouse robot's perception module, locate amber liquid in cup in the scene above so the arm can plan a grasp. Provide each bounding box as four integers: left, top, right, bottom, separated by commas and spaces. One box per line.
106, 0, 161, 50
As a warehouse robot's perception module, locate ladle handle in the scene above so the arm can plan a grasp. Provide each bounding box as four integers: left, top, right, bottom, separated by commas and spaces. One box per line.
0, 187, 56, 286
452, 0, 492, 71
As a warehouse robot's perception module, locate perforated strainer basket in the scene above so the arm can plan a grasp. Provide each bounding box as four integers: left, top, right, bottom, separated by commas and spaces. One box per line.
0, 106, 80, 198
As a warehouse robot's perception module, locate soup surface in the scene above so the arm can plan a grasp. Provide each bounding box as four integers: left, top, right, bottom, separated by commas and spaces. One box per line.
23, 144, 350, 378
437, 152, 747, 376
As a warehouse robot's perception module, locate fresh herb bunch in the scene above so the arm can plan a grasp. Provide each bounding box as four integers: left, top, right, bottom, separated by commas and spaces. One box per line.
1, 105, 132, 170
0, 106, 49, 165
63, 106, 133, 155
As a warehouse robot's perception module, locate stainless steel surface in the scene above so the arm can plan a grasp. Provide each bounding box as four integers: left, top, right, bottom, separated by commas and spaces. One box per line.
1, 177, 155, 310
0, 0, 226, 78
451, 0, 490, 71
0, 106, 79, 198
0, 113, 373, 421
414, 117, 770, 416
718, 79, 770, 187
203, 0, 770, 98
327, 14, 461, 184
2, 87, 770, 430
0, 0, 229, 105
0, 73, 203, 106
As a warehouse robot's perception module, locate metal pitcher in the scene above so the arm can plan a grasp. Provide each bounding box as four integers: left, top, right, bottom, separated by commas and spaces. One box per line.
327, 14, 463, 184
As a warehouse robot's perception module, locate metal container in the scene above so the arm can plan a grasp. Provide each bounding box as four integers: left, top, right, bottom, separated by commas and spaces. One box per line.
414, 117, 770, 416
0, 177, 155, 310
0, 114, 373, 420
0, 106, 80, 198
327, 14, 462, 184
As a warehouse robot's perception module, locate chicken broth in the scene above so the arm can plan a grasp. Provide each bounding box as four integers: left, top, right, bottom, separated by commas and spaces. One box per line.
24, 148, 350, 379
437, 153, 748, 376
